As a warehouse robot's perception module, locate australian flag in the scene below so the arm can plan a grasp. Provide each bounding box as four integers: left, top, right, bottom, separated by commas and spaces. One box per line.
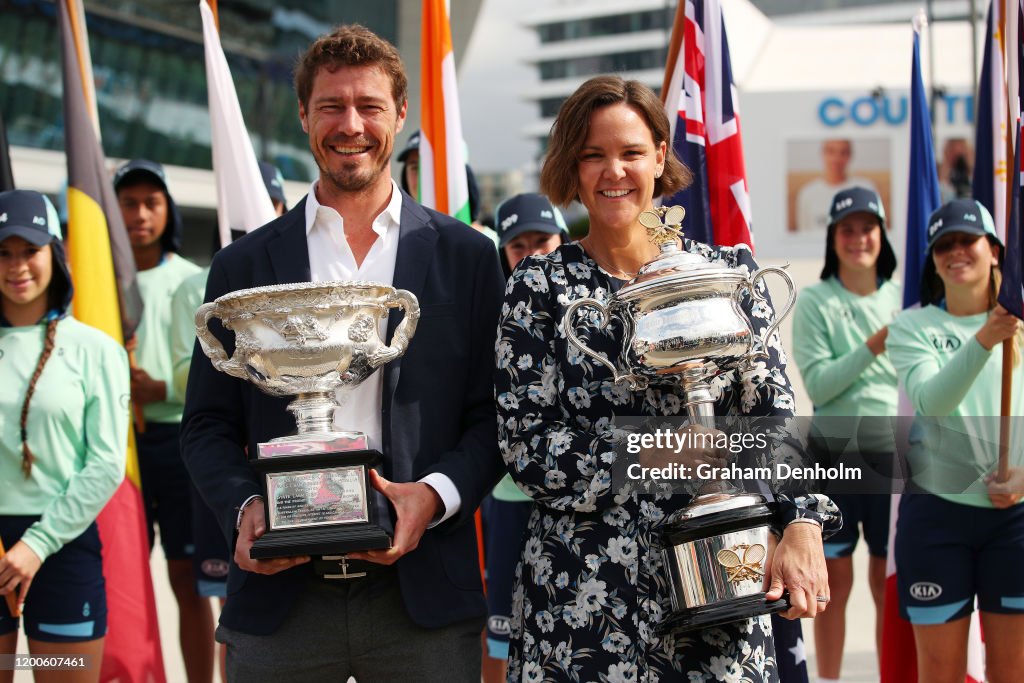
998, 122, 1024, 319
662, 2, 806, 680
661, 0, 752, 249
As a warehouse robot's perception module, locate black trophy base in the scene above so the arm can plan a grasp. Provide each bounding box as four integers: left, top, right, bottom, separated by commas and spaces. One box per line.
250, 523, 392, 560
660, 592, 790, 633
251, 447, 392, 560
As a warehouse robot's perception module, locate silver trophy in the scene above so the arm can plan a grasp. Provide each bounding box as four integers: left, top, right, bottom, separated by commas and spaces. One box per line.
563, 206, 797, 631
195, 281, 419, 559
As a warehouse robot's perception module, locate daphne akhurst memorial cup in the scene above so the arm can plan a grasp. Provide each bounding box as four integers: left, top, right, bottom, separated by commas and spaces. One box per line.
195, 281, 419, 560
563, 207, 797, 631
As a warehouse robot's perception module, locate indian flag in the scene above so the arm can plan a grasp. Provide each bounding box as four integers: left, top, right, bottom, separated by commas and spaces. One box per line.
419, 0, 470, 223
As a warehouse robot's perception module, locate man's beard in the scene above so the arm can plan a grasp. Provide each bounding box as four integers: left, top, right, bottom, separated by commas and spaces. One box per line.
321, 162, 384, 193
317, 138, 391, 193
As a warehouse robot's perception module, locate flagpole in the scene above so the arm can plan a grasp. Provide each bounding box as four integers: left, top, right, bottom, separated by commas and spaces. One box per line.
970, 0, 980, 121
997, 0, 1019, 484
927, 0, 937, 129
209, 0, 219, 32
0, 538, 20, 618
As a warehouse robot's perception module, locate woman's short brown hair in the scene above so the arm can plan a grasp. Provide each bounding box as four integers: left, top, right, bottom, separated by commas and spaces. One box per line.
294, 24, 407, 108
540, 76, 692, 206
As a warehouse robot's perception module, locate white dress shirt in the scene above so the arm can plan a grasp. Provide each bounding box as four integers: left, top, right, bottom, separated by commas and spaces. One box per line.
304, 179, 459, 524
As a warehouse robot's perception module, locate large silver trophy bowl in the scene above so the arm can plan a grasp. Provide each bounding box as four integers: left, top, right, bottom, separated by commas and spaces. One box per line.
564, 206, 797, 631
195, 281, 419, 560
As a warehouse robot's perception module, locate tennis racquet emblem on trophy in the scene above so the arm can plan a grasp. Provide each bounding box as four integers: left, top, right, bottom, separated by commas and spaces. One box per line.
563, 206, 797, 631
195, 281, 419, 559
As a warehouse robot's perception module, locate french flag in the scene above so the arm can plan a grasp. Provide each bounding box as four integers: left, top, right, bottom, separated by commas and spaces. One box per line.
882, 13, 985, 683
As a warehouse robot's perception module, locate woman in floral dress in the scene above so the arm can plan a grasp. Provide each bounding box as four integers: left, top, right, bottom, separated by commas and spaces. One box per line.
495, 76, 841, 682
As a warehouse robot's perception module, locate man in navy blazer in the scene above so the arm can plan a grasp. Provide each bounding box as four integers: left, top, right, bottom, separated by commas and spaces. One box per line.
180, 25, 505, 682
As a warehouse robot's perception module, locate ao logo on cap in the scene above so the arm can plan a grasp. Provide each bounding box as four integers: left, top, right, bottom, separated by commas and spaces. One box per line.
928, 218, 943, 237
540, 210, 553, 219
501, 213, 518, 230
909, 582, 942, 601
834, 197, 853, 211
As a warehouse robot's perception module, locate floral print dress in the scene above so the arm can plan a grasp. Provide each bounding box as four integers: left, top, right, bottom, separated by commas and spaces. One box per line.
495, 242, 840, 683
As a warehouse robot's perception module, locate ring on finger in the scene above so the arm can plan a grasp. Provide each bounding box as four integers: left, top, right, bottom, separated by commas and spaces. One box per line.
815, 595, 829, 603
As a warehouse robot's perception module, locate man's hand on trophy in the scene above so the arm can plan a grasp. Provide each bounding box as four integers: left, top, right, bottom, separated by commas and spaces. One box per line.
763, 521, 828, 619
346, 470, 443, 566
637, 423, 729, 471
234, 499, 310, 574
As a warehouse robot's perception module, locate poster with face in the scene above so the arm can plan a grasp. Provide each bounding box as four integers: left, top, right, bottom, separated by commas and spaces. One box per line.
937, 137, 975, 203
787, 138, 892, 233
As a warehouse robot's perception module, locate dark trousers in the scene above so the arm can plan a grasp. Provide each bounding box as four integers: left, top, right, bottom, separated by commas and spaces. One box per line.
216, 571, 484, 682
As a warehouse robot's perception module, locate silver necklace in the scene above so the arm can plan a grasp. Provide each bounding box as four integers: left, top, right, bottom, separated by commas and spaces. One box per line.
580, 238, 640, 280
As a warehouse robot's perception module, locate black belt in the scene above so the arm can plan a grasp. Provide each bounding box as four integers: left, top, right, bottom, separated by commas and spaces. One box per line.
312, 555, 391, 580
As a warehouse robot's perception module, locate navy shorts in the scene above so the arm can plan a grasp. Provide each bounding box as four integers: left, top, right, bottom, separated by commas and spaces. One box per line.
0, 517, 107, 642
191, 492, 229, 598
137, 421, 195, 560
896, 494, 1024, 624
823, 492, 891, 559
482, 496, 531, 660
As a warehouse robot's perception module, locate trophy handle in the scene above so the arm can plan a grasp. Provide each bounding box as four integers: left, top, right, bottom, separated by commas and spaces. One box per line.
563, 298, 647, 390
194, 302, 248, 380
368, 288, 421, 368
745, 266, 796, 361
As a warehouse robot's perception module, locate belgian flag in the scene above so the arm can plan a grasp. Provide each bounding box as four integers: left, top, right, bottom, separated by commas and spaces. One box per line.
59, 1, 165, 681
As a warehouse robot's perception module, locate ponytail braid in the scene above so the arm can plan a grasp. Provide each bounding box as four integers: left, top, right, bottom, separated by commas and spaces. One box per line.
19, 318, 58, 477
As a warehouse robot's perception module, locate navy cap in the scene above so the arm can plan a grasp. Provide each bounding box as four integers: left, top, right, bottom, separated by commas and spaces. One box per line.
258, 161, 287, 207
926, 198, 999, 250
397, 130, 420, 162
828, 186, 886, 229
495, 193, 567, 247
113, 158, 169, 193
0, 189, 62, 246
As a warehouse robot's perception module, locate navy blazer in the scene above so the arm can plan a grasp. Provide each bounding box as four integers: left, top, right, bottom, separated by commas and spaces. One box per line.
180, 191, 506, 635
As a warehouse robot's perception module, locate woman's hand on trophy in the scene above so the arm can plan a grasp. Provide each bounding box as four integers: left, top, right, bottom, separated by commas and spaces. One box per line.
234, 499, 310, 574
346, 470, 444, 566
637, 423, 729, 471
763, 521, 828, 619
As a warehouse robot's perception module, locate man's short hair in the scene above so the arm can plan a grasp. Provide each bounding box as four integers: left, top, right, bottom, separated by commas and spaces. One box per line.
294, 24, 407, 108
